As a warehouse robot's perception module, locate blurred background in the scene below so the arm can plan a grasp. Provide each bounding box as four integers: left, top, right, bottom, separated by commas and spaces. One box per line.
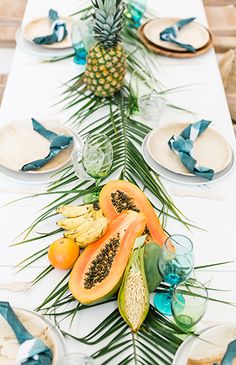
0, 0, 236, 136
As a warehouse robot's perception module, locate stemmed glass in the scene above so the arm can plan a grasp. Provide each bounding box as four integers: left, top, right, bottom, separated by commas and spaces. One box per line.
72, 133, 113, 202
125, 0, 147, 28
57, 353, 96, 365
172, 278, 208, 331
154, 234, 194, 316
71, 21, 94, 65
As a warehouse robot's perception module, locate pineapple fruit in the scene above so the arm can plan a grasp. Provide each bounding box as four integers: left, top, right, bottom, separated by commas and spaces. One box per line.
84, 0, 127, 97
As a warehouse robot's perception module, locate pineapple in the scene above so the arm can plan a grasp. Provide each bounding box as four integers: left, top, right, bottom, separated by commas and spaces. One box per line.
84, 0, 127, 97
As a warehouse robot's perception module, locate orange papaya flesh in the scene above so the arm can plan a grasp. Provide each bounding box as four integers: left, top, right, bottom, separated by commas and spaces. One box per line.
69, 210, 146, 305
99, 180, 168, 247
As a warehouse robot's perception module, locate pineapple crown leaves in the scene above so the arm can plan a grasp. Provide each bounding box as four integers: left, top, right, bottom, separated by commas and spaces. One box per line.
91, 0, 125, 48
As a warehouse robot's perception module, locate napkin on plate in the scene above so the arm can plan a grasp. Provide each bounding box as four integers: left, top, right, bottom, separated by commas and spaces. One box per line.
0, 301, 53, 365
21, 118, 73, 172
160, 17, 196, 52
168, 120, 214, 180
33, 9, 68, 45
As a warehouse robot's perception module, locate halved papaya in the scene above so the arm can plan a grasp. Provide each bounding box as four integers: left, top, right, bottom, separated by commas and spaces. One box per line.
99, 180, 168, 246
69, 210, 146, 305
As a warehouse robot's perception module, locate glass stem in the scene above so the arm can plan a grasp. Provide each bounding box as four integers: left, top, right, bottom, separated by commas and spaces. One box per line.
95, 178, 101, 190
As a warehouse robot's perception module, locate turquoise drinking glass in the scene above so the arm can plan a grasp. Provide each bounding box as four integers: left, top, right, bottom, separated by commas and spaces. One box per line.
154, 234, 194, 316
172, 278, 208, 331
71, 21, 94, 65
125, 0, 147, 28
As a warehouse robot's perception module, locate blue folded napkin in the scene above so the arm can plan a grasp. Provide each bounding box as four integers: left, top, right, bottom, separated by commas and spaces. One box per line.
0, 302, 53, 365
21, 118, 73, 171
160, 17, 196, 52
168, 120, 215, 181
220, 338, 236, 365
33, 9, 68, 45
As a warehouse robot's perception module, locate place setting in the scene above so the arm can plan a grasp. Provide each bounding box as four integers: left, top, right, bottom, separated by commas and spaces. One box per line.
141, 117, 234, 185
0, 118, 78, 184
138, 16, 213, 58
16, 8, 74, 58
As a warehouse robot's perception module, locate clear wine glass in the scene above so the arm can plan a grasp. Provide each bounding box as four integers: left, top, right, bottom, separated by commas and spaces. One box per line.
154, 234, 194, 316
57, 353, 96, 365
172, 278, 208, 331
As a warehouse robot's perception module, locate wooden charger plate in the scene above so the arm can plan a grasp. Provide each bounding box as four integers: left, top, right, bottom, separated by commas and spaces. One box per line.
0, 120, 74, 174
22, 16, 72, 49
147, 123, 232, 176
143, 18, 210, 52
0, 308, 66, 365
138, 21, 213, 58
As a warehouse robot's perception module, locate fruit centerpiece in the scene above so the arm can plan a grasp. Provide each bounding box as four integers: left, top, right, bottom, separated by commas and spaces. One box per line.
84, 0, 127, 97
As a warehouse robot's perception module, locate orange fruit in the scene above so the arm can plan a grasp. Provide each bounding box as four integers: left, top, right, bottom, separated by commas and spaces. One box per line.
48, 238, 80, 270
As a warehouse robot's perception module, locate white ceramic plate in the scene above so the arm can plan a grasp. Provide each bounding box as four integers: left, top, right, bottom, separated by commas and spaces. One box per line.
147, 123, 233, 176
22, 17, 73, 49
173, 323, 236, 365
0, 120, 80, 184
16, 29, 73, 58
0, 307, 66, 365
0, 120, 75, 174
143, 18, 210, 52
142, 133, 234, 185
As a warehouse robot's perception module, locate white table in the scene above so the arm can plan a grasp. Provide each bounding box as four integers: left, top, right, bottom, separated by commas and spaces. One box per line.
0, 0, 236, 361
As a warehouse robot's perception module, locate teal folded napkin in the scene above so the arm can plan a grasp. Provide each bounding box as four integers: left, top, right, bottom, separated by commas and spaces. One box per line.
0, 302, 53, 365
21, 118, 73, 171
33, 9, 68, 45
220, 338, 236, 365
160, 17, 196, 52
168, 120, 214, 180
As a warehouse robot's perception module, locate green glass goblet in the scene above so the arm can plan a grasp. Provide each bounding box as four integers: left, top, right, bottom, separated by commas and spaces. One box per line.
82, 133, 113, 203
172, 278, 208, 331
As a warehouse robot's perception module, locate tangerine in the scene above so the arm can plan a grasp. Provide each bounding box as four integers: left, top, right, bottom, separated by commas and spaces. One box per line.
48, 237, 80, 270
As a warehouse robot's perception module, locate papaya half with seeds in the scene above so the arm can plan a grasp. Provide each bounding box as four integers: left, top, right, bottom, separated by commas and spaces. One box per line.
69, 210, 146, 305
99, 180, 168, 246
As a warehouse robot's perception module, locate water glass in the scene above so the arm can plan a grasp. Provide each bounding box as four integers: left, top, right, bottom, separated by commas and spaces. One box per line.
126, 0, 147, 28
154, 234, 194, 316
172, 278, 208, 331
57, 353, 96, 365
138, 92, 167, 128
71, 21, 94, 65
82, 133, 113, 182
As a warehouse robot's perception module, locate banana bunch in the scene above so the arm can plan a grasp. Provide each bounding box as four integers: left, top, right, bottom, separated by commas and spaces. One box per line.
56, 203, 109, 247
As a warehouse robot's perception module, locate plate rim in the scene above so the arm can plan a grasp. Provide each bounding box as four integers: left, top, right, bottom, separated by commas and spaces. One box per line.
16, 28, 74, 58
146, 123, 233, 176
173, 323, 236, 365
143, 17, 210, 52
1, 306, 66, 364
142, 132, 234, 185
0, 120, 77, 175
22, 16, 73, 49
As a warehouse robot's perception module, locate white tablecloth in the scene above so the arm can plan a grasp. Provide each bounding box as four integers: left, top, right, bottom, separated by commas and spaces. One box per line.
0, 0, 236, 359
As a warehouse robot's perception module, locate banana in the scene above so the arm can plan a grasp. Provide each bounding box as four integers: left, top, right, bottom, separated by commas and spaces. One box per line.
57, 212, 94, 230
75, 217, 109, 247
56, 204, 93, 218
64, 218, 95, 240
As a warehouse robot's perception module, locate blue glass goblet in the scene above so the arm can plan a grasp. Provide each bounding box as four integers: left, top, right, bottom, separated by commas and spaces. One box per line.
154, 234, 194, 316
71, 21, 94, 65
125, 0, 147, 28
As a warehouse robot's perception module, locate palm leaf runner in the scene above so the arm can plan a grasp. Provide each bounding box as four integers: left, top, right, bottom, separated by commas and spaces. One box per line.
11, 2, 235, 364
